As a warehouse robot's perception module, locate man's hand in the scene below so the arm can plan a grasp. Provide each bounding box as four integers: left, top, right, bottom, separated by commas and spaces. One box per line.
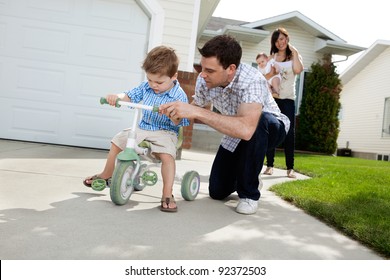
159, 101, 197, 121
160, 101, 261, 141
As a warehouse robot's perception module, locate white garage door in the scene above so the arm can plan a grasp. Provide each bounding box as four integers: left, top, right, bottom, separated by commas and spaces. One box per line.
0, 0, 149, 149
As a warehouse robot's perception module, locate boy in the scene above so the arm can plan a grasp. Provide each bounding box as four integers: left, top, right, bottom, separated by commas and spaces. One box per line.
83, 46, 190, 212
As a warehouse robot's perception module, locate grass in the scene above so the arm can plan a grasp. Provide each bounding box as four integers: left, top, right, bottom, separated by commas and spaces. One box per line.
270, 152, 390, 258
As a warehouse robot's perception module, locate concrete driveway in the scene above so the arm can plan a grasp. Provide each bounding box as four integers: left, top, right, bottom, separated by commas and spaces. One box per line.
0, 139, 383, 260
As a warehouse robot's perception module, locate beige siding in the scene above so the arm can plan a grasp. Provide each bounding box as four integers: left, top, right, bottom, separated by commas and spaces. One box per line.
243, 22, 322, 69
338, 47, 390, 155
159, 0, 196, 71
196, 21, 323, 71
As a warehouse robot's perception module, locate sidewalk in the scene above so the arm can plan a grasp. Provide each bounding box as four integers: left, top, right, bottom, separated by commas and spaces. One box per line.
0, 139, 383, 259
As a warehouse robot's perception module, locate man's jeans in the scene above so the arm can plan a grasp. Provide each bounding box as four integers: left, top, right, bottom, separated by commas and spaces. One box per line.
209, 112, 286, 201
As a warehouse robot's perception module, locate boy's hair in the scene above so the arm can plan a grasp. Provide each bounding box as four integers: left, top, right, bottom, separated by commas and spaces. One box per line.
256, 52, 268, 60
198, 35, 242, 69
142, 46, 179, 78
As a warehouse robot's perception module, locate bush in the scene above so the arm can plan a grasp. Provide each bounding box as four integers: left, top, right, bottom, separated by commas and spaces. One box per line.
296, 54, 342, 154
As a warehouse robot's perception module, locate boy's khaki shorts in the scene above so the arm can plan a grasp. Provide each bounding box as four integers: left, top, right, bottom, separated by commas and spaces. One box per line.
111, 127, 178, 159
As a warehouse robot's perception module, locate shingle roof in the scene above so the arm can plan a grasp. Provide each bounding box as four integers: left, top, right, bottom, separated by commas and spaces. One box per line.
206, 17, 248, 31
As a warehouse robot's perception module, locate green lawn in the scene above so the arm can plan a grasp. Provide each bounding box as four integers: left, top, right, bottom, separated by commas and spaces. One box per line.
270, 152, 390, 258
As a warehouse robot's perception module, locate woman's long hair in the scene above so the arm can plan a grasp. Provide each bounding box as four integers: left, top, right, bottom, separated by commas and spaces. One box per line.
270, 27, 292, 61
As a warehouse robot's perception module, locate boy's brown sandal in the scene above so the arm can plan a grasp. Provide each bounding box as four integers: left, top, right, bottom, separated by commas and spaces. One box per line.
160, 195, 177, 212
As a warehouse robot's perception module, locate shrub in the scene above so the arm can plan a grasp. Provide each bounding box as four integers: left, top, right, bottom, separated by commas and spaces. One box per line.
296, 54, 342, 154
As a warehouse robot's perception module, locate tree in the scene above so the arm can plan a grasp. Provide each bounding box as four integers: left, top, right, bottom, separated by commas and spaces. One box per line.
296, 54, 342, 154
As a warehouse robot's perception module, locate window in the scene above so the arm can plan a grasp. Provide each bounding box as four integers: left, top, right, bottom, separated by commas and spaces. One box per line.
382, 97, 390, 137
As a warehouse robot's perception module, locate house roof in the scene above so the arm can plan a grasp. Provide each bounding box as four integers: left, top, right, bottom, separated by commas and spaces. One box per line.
340, 40, 390, 84
205, 17, 248, 31
243, 11, 343, 41
243, 11, 366, 57
197, 0, 220, 38
203, 17, 268, 43
201, 10, 365, 57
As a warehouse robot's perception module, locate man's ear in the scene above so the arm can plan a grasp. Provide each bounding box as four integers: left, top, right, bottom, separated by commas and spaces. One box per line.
228, 64, 237, 74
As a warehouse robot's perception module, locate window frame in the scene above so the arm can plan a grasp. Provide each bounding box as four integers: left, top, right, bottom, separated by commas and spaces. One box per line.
382, 97, 390, 138
295, 69, 309, 115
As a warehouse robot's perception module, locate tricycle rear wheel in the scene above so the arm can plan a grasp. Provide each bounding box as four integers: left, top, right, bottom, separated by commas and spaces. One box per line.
181, 171, 200, 201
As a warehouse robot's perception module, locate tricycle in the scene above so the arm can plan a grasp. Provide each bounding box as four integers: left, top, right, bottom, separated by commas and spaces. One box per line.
91, 97, 200, 205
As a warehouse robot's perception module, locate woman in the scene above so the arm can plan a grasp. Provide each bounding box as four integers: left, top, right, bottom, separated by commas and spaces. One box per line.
263, 27, 304, 178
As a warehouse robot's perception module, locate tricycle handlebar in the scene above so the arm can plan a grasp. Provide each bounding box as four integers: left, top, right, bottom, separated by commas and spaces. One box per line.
100, 97, 159, 112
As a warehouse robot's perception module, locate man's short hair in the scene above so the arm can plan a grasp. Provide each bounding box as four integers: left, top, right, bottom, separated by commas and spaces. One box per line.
198, 35, 242, 69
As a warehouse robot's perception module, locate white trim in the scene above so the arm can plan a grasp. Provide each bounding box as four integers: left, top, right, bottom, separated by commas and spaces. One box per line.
340, 40, 390, 84
295, 69, 308, 115
187, 0, 201, 71
137, 0, 164, 50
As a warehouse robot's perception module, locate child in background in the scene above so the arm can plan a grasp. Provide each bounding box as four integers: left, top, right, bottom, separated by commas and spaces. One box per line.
256, 52, 281, 97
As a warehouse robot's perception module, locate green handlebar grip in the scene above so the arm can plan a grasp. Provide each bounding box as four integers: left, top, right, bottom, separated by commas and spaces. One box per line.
100, 97, 120, 107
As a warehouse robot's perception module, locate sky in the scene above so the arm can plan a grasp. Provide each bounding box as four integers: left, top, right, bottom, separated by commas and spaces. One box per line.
212, 0, 390, 73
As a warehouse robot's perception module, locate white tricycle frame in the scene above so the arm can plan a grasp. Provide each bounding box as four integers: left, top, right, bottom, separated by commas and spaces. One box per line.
91, 97, 200, 205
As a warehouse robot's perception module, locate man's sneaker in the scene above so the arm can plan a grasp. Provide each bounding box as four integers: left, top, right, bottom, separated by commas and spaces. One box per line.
236, 198, 258, 215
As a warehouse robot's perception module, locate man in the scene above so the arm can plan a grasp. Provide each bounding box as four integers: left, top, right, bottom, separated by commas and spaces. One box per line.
159, 35, 290, 215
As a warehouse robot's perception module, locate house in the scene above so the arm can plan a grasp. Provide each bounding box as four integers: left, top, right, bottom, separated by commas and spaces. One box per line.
0, 0, 217, 149
0, 0, 366, 152
191, 10, 366, 151
338, 40, 390, 161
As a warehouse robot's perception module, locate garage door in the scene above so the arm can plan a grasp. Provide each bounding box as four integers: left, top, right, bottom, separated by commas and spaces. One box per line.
0, 0, 149, 149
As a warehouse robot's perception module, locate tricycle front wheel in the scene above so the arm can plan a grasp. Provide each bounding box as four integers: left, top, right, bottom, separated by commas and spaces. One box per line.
110, 160, 136, 205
